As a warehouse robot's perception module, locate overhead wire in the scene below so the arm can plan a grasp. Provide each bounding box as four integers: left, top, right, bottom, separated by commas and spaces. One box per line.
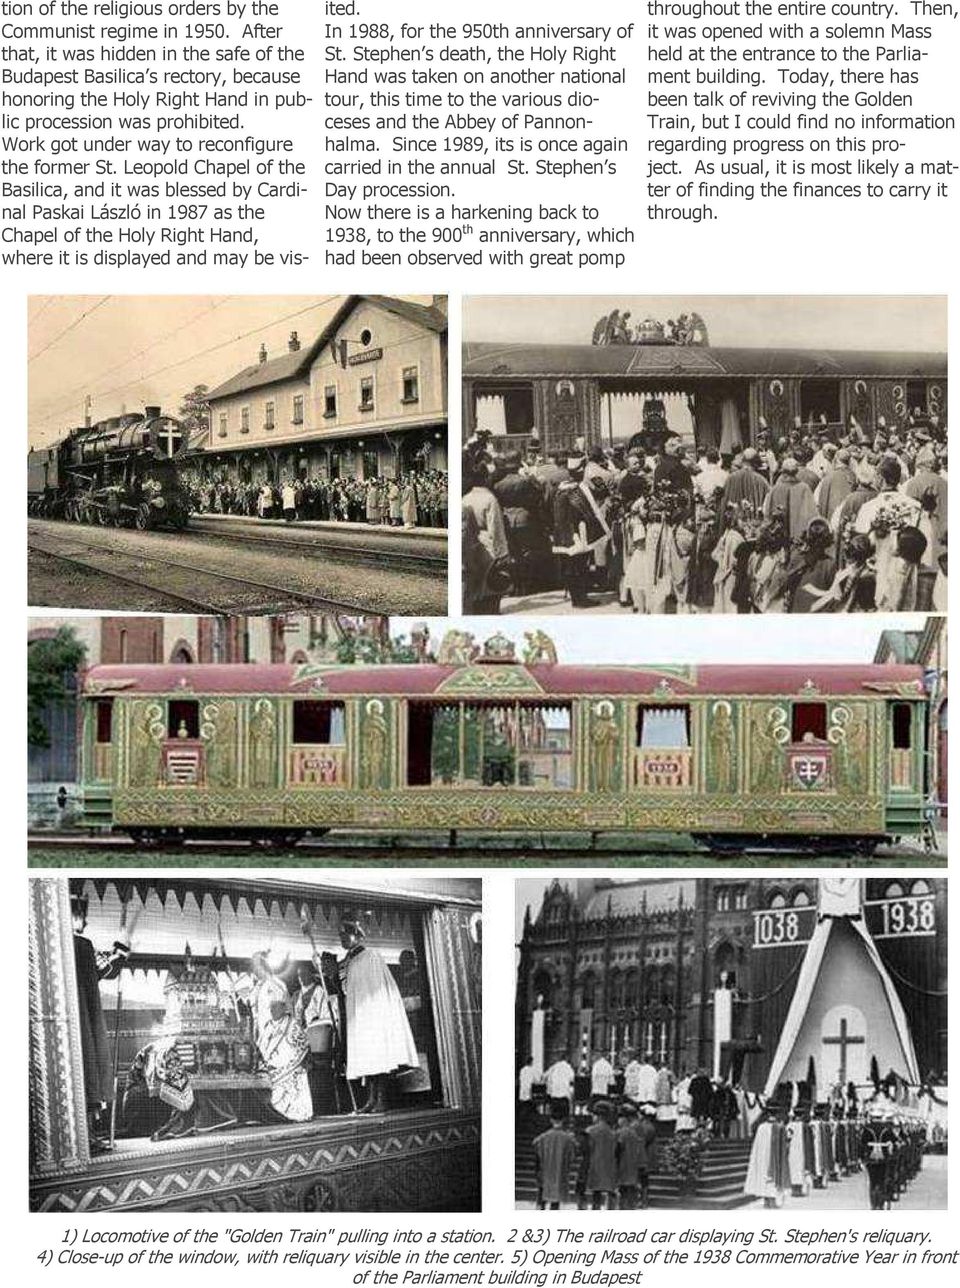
30, 295, 344, 434
27, 296, 112, 363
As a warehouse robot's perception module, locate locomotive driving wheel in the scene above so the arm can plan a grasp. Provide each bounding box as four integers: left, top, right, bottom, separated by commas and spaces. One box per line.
135, 502, 152, 530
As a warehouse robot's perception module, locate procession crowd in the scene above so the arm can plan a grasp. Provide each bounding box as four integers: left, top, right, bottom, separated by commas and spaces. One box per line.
187, 470, 449, 530
463, 415, 947, 614
518, 1054, 946, 1211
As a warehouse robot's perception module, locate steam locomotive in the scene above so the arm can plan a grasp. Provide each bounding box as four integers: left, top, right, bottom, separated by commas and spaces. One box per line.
27, 406, 192, 530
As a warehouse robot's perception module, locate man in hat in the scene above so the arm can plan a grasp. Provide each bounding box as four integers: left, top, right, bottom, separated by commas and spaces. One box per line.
533, 1104, 577, 1210
615, 1101, 641, 1209
71, 892, 130, 1152
585, 1099, 619, 1209
338, 917, 419, 1115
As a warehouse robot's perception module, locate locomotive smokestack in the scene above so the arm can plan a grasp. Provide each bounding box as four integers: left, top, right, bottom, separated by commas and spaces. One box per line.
258, 343, 268, 364
144, 405, 161, 419
288, 331, 300, 353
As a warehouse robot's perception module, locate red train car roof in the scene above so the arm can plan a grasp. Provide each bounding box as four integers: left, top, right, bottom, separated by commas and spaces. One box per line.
82, 661, 925, 698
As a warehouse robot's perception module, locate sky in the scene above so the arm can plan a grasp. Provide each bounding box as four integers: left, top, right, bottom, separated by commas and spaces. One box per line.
392, 615, 927, 664
26, 295, 437, 449
463, 295, 948, 351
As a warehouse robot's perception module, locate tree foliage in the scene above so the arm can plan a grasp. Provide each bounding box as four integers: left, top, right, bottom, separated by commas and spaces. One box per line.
178, 384, 210, 442
28, 627, 87, 748
335, 632, 421, 665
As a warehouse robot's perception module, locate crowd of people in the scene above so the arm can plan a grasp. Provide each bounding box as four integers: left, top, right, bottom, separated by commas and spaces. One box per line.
518, 1053, 945, 1210
186, 470, 448, 530
463, 412, 947, 613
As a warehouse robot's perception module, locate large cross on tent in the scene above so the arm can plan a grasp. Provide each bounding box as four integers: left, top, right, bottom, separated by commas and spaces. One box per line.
822, 1015, 865, 1084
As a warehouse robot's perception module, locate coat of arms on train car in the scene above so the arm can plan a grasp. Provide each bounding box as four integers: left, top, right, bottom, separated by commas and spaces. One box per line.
787, 743, 833, 791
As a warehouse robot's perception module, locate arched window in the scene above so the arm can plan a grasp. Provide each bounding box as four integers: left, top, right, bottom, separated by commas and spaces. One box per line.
579, 973, 595, 1010
609, 968, 624, 1009
532, 969, 553, 1009
910, 879, 931, 895
714, 941, 737, 989
768, 889, 787, 909
884, 881, 905, 899
791, 889, 811, 907
624, 969, 640, 1009
660, 964, 676, 1007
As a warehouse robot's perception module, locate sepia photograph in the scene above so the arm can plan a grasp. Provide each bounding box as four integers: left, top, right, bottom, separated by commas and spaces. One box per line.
515, 876, 946, 1210
28, 612, 945, 866
29, 873, 481, 1213
462, 295, 947, 616
27, 295, 449, 616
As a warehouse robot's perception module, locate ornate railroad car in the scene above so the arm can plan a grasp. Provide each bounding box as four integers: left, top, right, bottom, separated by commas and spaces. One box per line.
27, 406, 192, 530
76, 635, 935, 853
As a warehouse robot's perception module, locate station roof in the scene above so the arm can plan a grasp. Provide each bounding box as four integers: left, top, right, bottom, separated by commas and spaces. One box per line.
82, 661, 925, 699
206, 296, 448, 402
462, 341, 947, 381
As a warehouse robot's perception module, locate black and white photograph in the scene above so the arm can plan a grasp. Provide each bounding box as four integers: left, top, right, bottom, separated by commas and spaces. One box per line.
515, 876, 946, 1211
28, 295, 449, 616
29, 874, 481, 1213
462, 296, 947, 615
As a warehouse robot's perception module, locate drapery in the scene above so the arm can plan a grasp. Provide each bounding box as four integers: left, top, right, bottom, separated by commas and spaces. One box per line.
762, 917, 920, 1097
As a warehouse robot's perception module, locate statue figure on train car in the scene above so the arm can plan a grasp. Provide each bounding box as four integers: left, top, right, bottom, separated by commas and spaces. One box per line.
523, 630, 559, 667
610, 311, 632, 345
592, 314, 609, 346
438, 629, 479, 665
688, 312, 709, 346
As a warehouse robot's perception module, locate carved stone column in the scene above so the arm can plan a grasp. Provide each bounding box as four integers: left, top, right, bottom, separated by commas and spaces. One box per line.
423, 905, 481, 1111
29, 878, 90, 1175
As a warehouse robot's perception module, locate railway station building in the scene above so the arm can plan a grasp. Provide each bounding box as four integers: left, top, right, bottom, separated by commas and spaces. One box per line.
196, 295, 448, 488
516, 877, 948, 1091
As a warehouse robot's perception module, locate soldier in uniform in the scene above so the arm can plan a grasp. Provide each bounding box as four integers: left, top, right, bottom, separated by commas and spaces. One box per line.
860, 1104, 896, 1209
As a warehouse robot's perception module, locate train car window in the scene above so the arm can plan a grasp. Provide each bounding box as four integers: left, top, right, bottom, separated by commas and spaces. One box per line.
791, 889, 811, 907
293, 701, 346, 745
884, 882, 905, 899
892, 702, 913, 749
167, 700, 199, 740
791, 702, 827, 742
910, 879, 931, 895
637, 705, 690, 748
95, 700, 113, 744
408, 701, 573, 788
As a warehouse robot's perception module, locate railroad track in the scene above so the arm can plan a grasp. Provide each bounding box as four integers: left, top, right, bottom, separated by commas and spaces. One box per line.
27, 833, 940, 866
28, 534, 372, 615
188, 517, 447, 574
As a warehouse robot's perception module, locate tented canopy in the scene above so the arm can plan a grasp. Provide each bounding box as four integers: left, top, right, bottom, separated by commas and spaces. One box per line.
763, 903, 920, 1096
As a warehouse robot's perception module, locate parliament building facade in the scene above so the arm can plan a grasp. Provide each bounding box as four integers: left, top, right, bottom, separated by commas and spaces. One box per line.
516, 878, 947, 1091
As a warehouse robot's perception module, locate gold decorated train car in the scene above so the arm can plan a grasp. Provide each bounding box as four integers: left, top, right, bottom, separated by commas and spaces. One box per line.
77, 635, 934, 853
